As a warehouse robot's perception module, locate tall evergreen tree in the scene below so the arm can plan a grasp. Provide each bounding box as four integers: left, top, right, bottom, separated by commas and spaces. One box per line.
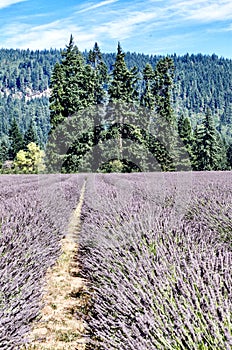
140, 63, 155, 109
8, 119, 24, 160
105, 43, 139, 169
226, 143, 232, 169
49, 35, 96, 131
193, 108, 220, 170
49, 62, 65, 130
88, 42, 104, 69
61, 35, 89, 115
176, 114, 195, 169
108, 43, 138, 104
0, 139, 8, 165
152, 57, 177, 170
87, 42, 108, 104
178, 115, 194, 155
153, 57, 175, 126
216, 134, 228, 170
24, 119, 38, 148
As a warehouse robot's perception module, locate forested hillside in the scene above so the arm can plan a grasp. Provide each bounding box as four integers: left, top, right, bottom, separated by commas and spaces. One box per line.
0, 43, 232, 171
0, 48, 61, 146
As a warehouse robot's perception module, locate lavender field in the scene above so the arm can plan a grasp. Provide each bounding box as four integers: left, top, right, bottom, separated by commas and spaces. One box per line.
0, 174, 84, 349
0, 171, 232, 349
79, 171, 232, 349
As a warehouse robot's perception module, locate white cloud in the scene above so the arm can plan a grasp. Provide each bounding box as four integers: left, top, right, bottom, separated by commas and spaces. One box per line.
170, 0, 232, 22
95, 11, 158, 40
0, 0, 27, 10
1, 0, 232, 55
2, 20, 98, 50
77, 0, 118, 13
215, 23, 232, 32
2, 6, 160, 50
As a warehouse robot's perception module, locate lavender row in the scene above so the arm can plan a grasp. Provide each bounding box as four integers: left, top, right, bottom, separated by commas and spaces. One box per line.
0, 174, 84, 349
78, 172, 232, 350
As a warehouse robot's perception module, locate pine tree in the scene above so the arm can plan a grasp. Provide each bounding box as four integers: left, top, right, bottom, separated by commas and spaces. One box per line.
49, 62, 65, 129
193, 108, 220, 170
216, 134, 228, 170
88, 42, 104, 69
24, 119, 38, 149
0, 139, 9, 165
87, 42, 108, 104
61, 35, 88, 116
49, 35, 95, 130
227, 143, 232, 169
104, 43, 139, 170
178, 115, 194, 162
8, 119, 24, 160
140, 63, 155, 109
153, 57, 175, 125
108, 43, 138, 104
152, 57, 177, 170
87, 43, 108, 104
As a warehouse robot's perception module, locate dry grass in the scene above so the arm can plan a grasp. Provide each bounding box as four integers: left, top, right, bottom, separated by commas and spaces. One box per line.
21, 182, 87, 350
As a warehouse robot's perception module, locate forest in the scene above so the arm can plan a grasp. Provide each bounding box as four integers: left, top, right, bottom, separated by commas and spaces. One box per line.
0, 36, 232, 172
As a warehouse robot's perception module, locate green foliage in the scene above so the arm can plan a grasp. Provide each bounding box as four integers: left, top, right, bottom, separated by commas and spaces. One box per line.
140, 63, 155, 109
8, 119, 24, 160
23, 119, 38, 149
177, 114, 194, 166
0, 45, 231, 172
108, 43, 139, 104
87, 42, 108, 104
152, 57, 178, 171
153, 57, 175, 124
193, 109, 221, 170
14, 142, 45, 173
49, 62, 65, 129
99, 159, 141, 173
49, 36, 108, 132
0, 139, 8, 165
226, 143, 232, 169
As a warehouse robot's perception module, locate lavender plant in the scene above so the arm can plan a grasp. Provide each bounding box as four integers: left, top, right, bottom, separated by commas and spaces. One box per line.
78, 172, 232, 350
0, 174, 83, 349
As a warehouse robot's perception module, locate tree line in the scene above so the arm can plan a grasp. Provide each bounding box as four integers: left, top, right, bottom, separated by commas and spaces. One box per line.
0, 36, 231, 172
47, 36, 231, 173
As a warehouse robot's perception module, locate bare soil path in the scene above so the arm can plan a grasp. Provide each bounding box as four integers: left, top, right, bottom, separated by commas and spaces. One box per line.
22, 182, 87, 350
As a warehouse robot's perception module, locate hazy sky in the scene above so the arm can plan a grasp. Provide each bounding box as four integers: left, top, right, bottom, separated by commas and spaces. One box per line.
0, 0, 232, 57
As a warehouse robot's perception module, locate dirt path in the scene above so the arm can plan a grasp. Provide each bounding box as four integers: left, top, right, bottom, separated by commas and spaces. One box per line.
22, 182, 87, 350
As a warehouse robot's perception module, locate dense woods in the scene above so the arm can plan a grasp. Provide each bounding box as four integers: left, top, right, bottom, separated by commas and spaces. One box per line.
0, 36, 232, 172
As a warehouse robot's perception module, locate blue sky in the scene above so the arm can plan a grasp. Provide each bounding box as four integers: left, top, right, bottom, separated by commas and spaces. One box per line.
0, 0, 232, 57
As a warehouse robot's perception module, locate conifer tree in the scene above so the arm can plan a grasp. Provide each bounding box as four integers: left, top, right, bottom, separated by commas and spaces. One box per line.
216, 134, 228, 170
193, 108, 220, 170
140, 63, 155, 109
105, 43, 139, 169
152, 57, 177, 170
0, 139, 8, 165
61, 35, 88, 115
49, 35, 96, 130
8, 119, 24, 160
24, 119, 38, 149
178, 115, 194, 160
108, 43, 138, 104
227, 143, 232, 169
49, 62, 65, 129
88, 42, 103, 69
87, 42, 108, 104
153, 57, 175, 126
